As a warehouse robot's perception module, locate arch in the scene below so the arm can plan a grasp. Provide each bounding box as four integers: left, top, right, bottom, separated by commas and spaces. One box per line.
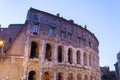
57, 72, 63, 80
83, 52, 87, 65
84, 75, 88, 80
90, 75, 93, 80
43, 72, 50, 80
68, 48, 73, 64
30, 41, 39, 58
76, 50, 81, 64
58, 46, 63, 63
28, 70, 36, 80
68, 73, 73, 80
77, 74, 82, 80
45, 43, 52, 61
89, 54, 92, 66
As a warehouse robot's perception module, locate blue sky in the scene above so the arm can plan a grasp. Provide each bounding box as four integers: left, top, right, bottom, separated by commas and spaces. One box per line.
0, 0, 120, 70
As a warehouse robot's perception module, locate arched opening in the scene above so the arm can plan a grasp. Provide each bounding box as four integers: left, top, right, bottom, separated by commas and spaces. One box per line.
77, 74, 82, 80
58, 46, 63, 63
28, 71, 36, 80
89, 54, 92, 66
57, 72, 63, 80
84, 75, 88, 80
43, 72, 50, 80
30, 41, 39, 58
84, 52, 87, 65
76, 50, 81, 64
68, 73, 73, 80
90, 75, 93, 80
45, 43, 52, 61
68, 48, 73, 64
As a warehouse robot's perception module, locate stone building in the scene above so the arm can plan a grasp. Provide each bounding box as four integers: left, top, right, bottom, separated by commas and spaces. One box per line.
100, 67, 109, 80
115, 52, 120, 80
0, 8, 101, 80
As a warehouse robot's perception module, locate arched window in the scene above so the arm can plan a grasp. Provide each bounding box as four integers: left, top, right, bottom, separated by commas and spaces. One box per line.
43, 72, 50, 80
84, 75, 88, 80
84, 52, 87, 65
45, 43, 52, 61
76, 50, 81, 64
77, 74, 82, 80
58, 46, 63, 63
89, 54, 92, 66
93, 56, 95, 67
90, 75, 93, 80
57, 72, 63, 80
30, 41, 39, 58
68, 73, 73, 80
68, 48, 73, 64
28, 71, 36, 80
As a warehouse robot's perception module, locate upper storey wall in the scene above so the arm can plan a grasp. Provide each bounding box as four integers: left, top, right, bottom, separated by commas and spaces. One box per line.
26, 8, 99, 52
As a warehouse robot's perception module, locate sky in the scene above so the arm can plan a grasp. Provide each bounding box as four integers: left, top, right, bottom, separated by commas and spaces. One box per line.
0, 0, 120, 70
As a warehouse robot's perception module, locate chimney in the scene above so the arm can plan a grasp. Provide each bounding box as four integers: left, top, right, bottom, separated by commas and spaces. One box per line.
57, 13, 60, 17
84, 25, 87, 29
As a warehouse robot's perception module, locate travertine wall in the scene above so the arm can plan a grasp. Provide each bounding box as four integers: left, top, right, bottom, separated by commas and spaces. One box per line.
0, 8, 101, 80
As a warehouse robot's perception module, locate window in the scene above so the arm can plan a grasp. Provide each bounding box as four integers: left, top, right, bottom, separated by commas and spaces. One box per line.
33, 24, 39, 35
77, 37, 81, 44
49, 28, 54, 36
61, 32, 66, 39
45, 44, 52, 61
71, 27, 74, 33
33, 15, 38, 20
82, 39, 86, 46
51, 19, 56, 26
9, 37, 12, 43
63, 24, 67, 29
82, 32, 86, 36
89, 41, 92, 48
68, 33, 72, 40
30, 41, 39, 58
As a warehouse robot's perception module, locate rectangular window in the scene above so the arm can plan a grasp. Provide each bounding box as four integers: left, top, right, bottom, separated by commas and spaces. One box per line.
77, 37, 81, 44
82, 39, 86, 45
49, 28, 54, 36
61, 32, 66, 39
33, 15, 38, 20
9, 37, 12, 43
68, 33, 72, 40
63, 24, 67, 29
89, 41, 92, 48
33, 24, 39, 35
51, 19, 56, 26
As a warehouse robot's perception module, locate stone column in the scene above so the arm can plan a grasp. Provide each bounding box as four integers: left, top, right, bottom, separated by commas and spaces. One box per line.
73, 49, 76, 65
23, 37, 30, 79
39, 40, 45, 63
64, 46, 68, 64
81, 50, 84, 66
53, 70, 57, 80
63, 72, 67, 80
53, 43, 58, 64
73, 73, 77, 80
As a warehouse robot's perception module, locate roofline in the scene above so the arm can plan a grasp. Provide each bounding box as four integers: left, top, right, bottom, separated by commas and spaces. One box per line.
29, 7, 99, 44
